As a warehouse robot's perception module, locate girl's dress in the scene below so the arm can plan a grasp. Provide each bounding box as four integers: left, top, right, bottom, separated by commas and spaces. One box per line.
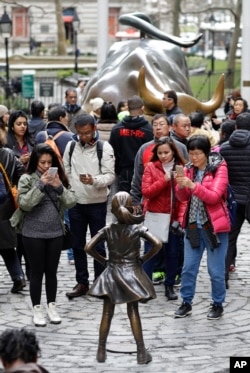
88, 223, 156, 304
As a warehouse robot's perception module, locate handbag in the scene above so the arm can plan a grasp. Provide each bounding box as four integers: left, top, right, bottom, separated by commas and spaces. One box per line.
45, 190, 73, 250
144, 172, 176, 242
0, 162, 18, 209
144, 211, 171, 242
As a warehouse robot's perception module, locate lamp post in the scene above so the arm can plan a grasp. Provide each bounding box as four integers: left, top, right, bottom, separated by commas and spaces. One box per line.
72, 12, 80, 73
209, 14, 216, 73
0, 7, 12, 99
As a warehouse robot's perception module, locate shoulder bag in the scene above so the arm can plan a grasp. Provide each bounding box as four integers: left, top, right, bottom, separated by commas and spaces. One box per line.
0, 162, 18, 209
144, 173, 174, 243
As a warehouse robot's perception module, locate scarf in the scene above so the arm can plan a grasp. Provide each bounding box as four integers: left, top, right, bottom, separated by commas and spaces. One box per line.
64, 103, 81, 113
188, 168, 208, 225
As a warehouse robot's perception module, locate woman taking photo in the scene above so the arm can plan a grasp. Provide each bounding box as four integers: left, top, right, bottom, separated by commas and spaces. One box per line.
12, 144, 76, 327
141, 136, 186, 301
174, 135, 230, 320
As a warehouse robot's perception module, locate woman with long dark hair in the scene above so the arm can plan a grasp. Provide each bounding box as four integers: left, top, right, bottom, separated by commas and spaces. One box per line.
6, 110, 33, 167
0, 129, 26, 294
12, 144, 76, 327
141, 136, 186, 300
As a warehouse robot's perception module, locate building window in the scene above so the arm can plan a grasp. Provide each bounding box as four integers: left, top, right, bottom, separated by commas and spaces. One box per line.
12, 7, 28, 38
109, 8, 120, 37
41, 25, 49, 33
62, 7, 76, 44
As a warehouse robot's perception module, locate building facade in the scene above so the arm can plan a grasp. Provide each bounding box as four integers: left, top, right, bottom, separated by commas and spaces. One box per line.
0, 0, 150, 57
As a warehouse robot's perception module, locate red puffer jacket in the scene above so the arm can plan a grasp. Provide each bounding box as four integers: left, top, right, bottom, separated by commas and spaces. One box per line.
176, 156, 230, 233
142, 160, 181, 222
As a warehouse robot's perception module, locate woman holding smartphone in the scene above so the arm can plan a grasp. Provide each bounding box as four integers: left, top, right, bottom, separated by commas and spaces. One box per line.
11, 144, 76, 327
141, 136, 187, 300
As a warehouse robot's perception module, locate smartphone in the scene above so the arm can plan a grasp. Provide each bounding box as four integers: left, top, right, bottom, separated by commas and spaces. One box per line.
175, 165, 184, 177
47, 167, 58, 177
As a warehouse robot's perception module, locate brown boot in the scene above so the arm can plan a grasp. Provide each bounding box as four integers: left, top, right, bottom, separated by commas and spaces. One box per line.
137, 345, 152, 364
96, 341, 106, 363
66, 283, 89, 299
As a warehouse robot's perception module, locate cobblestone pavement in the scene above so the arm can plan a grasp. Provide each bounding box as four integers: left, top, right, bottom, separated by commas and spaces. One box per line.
1, 215, 250, 373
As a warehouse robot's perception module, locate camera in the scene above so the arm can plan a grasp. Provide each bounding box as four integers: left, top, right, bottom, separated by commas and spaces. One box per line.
170, 221, 184, 236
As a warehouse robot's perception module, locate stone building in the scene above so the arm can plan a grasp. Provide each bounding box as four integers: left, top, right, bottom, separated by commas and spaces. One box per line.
0, 0, 155, 57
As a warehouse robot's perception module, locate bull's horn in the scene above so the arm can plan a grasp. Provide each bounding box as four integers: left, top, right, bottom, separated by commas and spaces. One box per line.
119, 13, 202, 47
138, 66, 224, 115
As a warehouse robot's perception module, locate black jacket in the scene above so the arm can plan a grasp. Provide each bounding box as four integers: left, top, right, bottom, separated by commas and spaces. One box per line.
220, 129, 250, 205
0, 147, 24, 249
109, 115, 153, 174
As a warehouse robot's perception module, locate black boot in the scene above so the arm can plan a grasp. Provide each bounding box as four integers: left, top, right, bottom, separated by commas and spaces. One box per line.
165, 285, 178, 300
11, 278, 26, 293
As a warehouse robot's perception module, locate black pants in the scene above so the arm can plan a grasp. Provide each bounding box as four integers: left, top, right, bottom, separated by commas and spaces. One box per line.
225, 203, 245, 281
118, 168, 134, 193
22, 236, 62, 306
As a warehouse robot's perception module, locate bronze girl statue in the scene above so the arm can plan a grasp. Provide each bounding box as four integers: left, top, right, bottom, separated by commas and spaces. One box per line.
84, 191, 162, 364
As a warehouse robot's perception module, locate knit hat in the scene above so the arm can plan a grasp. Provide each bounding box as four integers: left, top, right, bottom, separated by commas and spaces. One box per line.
35, 131, 49, 144
89, 97, 104, 112
0, 105, 8, 118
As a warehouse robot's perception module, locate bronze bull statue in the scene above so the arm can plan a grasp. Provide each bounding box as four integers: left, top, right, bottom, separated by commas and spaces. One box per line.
82, 13, 224, 116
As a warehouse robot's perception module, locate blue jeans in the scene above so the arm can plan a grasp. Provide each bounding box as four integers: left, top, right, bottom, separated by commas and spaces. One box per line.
180, 229, 228, 305
143, 232, 181, 286
64, 210, 74, 261
69, 202, 107, 286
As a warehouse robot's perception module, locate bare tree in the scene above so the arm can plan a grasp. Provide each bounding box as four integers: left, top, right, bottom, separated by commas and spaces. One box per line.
181, 0, 242, 89
54, 0, 66, 55
1, 0, 67, 55
225, 0, 242, 89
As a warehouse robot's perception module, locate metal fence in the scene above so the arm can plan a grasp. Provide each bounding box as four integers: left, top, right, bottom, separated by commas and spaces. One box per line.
0, 76, 73, 112
0, 69, 241, 112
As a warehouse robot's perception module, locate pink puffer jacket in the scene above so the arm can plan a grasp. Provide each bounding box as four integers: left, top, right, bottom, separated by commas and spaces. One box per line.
176, 156, 231, 233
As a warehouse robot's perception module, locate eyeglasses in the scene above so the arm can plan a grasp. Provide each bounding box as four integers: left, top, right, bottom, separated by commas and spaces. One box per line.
189, 151, 204, 158
152, 121, 168, 127
77, 131, 93, 137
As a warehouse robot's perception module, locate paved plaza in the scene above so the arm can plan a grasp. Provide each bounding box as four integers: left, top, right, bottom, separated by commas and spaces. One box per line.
0, 216, 250, 373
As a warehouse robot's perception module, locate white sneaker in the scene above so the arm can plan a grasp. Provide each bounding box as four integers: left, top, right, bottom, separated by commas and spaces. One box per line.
47, 302, 61, 324
33, 305, 46, 327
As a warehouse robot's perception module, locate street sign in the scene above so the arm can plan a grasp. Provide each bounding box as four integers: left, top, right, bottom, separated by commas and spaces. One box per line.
40, 82, 54, 97
22, 70, 35, 99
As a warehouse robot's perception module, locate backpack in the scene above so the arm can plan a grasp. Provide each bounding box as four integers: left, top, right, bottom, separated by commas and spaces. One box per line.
68, 140, 104, 170
45, 136, 63, 165
226, 184, 237, 227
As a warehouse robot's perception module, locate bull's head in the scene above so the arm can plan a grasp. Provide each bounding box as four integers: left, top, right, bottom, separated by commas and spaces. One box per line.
82, 13, 224, 116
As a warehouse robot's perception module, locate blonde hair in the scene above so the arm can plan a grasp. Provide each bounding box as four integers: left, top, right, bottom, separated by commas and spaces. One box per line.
0, 129, 7, 147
